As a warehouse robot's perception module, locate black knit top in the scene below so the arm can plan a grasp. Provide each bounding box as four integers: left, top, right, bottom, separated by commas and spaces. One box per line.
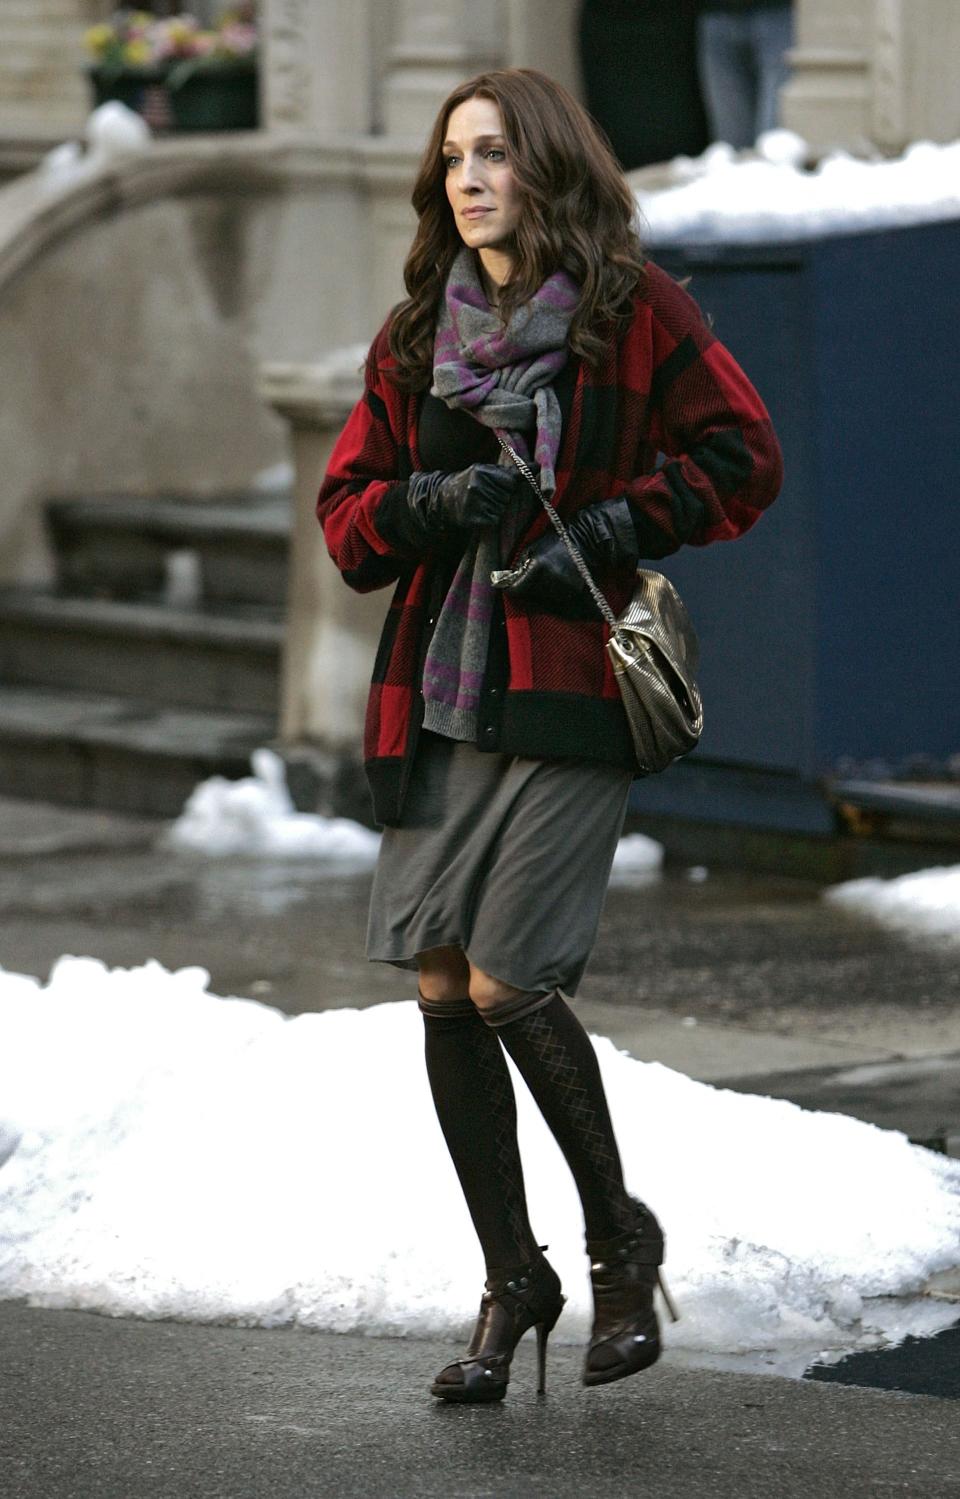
416, 360, 578, 473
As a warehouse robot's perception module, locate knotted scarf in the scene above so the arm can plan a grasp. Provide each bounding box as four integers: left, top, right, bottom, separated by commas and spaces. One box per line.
421, 248, 579, 742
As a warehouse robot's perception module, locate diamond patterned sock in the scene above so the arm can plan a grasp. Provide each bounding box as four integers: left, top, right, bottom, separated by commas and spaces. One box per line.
420, 995, 539, 1273
491, 991, 634, 1241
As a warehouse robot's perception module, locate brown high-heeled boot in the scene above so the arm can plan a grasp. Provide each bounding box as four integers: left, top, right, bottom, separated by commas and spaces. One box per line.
430, 1248, 565, 1403
583, 1199, 679, 1387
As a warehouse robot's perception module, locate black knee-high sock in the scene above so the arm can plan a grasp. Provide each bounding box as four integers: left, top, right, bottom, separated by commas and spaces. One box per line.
487, 991, 635, 1242
420, 996, 539, 1274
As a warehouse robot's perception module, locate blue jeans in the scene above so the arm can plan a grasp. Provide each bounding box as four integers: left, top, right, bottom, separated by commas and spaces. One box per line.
697, 5, 794, 149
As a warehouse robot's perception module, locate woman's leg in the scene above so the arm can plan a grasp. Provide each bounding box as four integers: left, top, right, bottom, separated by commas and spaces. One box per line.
418, 947, 539, 1273
470, 965, 634, 1242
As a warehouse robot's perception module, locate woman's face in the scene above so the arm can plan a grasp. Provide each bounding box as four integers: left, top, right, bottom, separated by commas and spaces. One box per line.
443, 96, 521, 278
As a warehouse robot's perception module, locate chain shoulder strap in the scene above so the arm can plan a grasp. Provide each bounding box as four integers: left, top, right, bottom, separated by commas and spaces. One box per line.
496, 435, 618, 630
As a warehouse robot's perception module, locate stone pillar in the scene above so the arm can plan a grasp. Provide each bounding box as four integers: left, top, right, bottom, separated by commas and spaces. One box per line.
260, 353, 383, 763
506, 0, 581, 101
780, 0, 873, 154
782, 0, 960, 156
873, 0, 960, 152
381, 0, 506, 140
261, 0, 373, 135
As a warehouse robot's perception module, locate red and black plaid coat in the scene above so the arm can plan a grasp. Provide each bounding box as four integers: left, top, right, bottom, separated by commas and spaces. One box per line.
317, 259, 783, 826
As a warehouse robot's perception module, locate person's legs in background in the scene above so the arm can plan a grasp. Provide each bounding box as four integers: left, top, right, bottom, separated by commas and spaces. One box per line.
696, 8, 756, 149
752, 3, 794, 136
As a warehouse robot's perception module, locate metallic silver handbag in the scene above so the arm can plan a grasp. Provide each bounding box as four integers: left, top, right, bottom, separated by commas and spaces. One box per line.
492, 438, 703, 776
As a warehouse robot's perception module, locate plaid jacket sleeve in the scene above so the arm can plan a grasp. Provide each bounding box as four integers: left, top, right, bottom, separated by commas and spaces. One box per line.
316, 319, 423, 593
624, 263, 784, 558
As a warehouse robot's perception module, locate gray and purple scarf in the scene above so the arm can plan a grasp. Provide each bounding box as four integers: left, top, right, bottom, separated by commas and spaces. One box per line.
421, 247, 579, 742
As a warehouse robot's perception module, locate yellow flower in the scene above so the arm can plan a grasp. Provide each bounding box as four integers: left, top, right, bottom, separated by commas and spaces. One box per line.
122, 38, 153, 67
83, 23, 116, 58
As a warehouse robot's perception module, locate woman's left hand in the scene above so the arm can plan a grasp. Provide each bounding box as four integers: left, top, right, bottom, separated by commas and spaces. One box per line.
491, 495, 639, 617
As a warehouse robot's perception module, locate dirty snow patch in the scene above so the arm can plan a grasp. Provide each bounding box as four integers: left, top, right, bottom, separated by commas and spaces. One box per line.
165, 748, 381, 863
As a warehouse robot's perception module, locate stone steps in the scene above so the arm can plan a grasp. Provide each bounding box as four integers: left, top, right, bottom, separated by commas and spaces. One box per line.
0, 592, 282, 715
0, 489, 292, 815
0, 684, 276, 818
46, 493, 290, 608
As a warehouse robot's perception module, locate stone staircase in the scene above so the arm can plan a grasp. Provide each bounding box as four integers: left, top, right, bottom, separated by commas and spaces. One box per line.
0, 491, 291, 817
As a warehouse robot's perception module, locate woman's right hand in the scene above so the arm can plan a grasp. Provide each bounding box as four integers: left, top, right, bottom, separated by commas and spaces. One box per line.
404, 463, 520, 542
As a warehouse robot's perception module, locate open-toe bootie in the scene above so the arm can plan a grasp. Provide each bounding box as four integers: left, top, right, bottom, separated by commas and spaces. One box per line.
584, 1199, 679, 1388
430, 1248, 565, 1403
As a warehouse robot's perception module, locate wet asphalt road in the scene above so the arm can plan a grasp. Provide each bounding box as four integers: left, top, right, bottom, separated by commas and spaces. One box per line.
2, 1299, 960, 1499
0, 833, 957, 1031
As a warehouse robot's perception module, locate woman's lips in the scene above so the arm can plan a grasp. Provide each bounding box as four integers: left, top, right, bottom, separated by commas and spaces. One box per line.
462, 207, 494, 218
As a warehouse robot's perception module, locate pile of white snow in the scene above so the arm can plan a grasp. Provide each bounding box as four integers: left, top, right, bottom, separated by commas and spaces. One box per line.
39, 102, 152, 192
1, 957, 957, 1352
165, 748, 381, 863
609, 832, 664, 882
636, 133, 960, 244
825, 864, 960, 942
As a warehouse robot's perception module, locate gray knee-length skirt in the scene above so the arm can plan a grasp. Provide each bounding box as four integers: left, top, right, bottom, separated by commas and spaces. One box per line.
366, 731, 633, 996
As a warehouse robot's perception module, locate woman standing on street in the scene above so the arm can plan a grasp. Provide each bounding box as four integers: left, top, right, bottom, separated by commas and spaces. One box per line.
317, 68, 782, 1403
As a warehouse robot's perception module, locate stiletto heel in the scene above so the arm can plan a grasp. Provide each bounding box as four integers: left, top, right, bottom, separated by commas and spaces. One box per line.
431, 1248, 564, 1404
535, 1319, 550, 1395
583, 1198, 677, 1388
657, 1267, 680, 1323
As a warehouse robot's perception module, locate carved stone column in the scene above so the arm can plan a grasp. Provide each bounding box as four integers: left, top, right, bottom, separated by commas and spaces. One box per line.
780, 0, 873, 154
783, 0, 960, 156
261, 0, 373, 135
505, 0, 580, 100
873, 0, 960, 152
382, 0, 506, 139
260, 352, 382, 761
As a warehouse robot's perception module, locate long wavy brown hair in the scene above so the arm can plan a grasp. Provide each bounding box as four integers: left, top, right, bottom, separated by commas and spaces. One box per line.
387, 68, 645, 391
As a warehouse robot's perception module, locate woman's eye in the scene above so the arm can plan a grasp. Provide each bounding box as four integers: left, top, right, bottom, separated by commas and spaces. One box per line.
485, 148, 505, 161
444, 155, 461, 170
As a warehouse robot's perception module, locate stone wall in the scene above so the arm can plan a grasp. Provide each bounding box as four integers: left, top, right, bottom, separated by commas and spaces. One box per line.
0, 140, 382, 586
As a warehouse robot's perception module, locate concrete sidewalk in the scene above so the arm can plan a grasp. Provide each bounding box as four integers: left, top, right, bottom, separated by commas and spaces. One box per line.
2, 1299, 959, 1499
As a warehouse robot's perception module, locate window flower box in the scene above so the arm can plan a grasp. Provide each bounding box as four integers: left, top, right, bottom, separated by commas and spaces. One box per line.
84, 8, 258, 134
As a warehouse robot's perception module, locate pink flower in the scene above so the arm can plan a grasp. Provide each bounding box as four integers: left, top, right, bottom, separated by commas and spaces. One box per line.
217, 23, 257, 58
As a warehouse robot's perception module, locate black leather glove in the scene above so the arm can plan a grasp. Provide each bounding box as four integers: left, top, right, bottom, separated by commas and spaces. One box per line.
491, 495, 639, 616
402, 463, 521, 548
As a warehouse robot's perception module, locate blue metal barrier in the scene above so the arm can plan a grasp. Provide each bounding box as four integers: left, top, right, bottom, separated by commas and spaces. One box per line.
633, 219, 960, 833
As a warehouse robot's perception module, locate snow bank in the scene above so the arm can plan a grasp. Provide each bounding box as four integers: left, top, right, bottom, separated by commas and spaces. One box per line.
825, 864, 960, 942
637, 134, 960, 244
165, 748, 381, 863
1, 958, 957, 1352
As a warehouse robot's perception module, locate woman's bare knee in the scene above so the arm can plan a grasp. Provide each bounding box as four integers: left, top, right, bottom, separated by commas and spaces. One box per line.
468, 963, 526, 1011
418, 945, 471, 1002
